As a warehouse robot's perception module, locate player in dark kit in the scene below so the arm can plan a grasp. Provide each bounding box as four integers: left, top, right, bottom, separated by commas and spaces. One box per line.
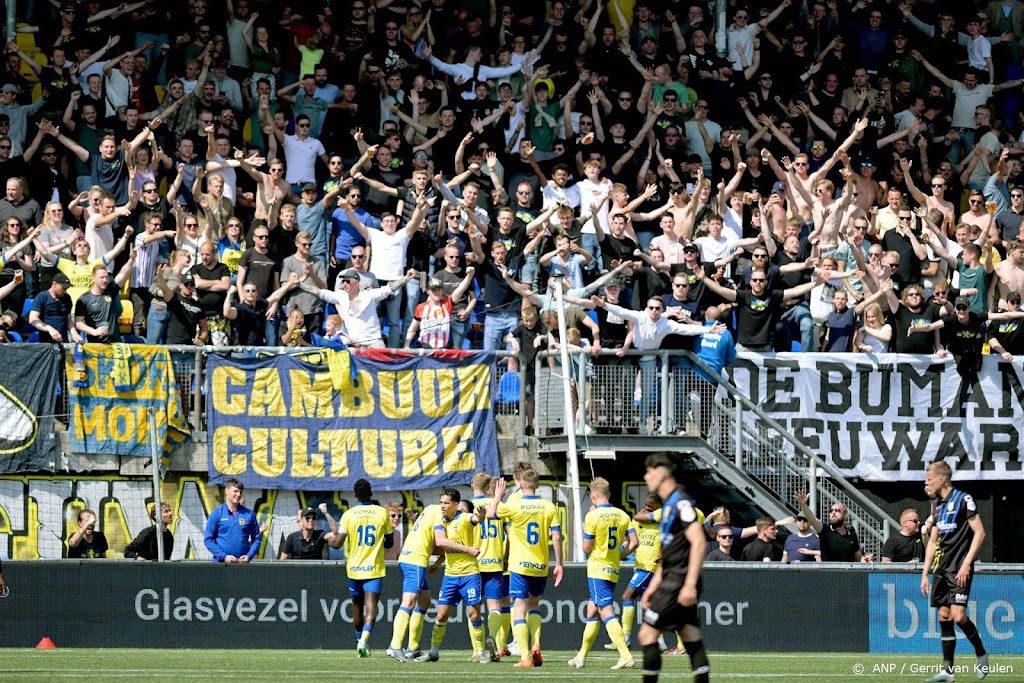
920, 461, 989, 682
637, 453, 709, 683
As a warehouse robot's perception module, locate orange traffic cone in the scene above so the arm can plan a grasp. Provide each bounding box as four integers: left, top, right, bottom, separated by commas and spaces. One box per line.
35, 637, 56, 649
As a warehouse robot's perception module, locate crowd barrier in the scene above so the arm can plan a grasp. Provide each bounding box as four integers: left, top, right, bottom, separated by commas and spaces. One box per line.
1, 562, 1020, 653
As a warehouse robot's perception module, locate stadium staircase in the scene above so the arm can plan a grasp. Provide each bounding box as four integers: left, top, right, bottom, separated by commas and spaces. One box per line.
530, 351, 900, 558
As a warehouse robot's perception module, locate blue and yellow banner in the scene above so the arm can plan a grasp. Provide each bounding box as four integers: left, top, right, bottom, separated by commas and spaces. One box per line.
205, 351, 501, 491
68, 344, 191, 458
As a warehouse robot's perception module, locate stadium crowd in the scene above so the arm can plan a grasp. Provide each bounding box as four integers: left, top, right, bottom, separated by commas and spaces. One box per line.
1, 0, 1024, 374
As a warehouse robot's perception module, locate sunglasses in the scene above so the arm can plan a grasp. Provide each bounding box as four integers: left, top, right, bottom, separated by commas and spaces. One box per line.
955, 305, 969, 311
718, 534, 733, 539
751, 278, 767, 283
254, 234, 269, 239
647, 306, 663, 311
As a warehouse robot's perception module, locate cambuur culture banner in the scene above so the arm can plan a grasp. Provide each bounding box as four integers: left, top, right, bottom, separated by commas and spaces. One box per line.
68, 344, 191, 458
729, 353, 1024, 481
205, 350, 501, 491
0, 344, 61, 472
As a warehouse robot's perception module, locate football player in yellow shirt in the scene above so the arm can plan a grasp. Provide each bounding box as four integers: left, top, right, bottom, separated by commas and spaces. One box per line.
568, 477, 638, 670
487, 469, 563, 668
610, 492, 663, 650
327, 479, 394, 658
469, 472, 508, 661
417, 491, 487, 663
499, 462, 531, 658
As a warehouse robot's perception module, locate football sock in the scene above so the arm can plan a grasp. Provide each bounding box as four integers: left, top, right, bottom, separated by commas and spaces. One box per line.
487, 610, 503, 646
622, 601, 636, 640
500, 607, 512, 650
605, 614, 631, 660
513, 619, 530, 660
527, 610, 542, 648
577, 617, 600, 659
430, 620, 448, 650
408, 607, 426, 651
683, 639, 710, 683
940, 619, 957, 672
469, 618, 486, 654
959, 617, 986, 656
642, 641, 661, 683
390, 607, 411, 650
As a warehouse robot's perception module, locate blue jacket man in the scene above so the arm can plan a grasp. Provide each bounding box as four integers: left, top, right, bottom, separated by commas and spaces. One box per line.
692, 307, 737, 437
204, 478, 263, 562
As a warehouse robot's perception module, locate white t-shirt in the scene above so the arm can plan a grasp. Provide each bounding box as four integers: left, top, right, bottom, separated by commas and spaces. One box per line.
951, 81, 994, 129
282, 134, 325, 184
208, 153, 238, 204
85, 213, 113, 261
572, 178, 612, 233
695, 234, 737, 268
684, 119, 722, 173
726, 24, 759, 69
367, 228, 411, 281
967, 34, 991, 71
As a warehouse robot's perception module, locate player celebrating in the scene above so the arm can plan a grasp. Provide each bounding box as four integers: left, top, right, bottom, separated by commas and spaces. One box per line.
920, 461, 989, 682
470, 472, 510, 661
568, 477, 638, 670
637, 453, 710, 683
387, 498, 445, 661
487, 469, 563, 668
418, 493, 486, 663
608, 492, 664, 651
328, 479, 394, 657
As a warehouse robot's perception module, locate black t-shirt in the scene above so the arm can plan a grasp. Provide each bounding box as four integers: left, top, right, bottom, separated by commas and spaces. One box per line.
991, 315, 1024, 355
192, 262, 231, 314
735, 289, 785, 347
818, 524, 861, 562
595, 303, 630, 348
882, 229, 923, 286
741, 537, 781, 562
238, 248, 280, 298
281, 529, 328, 560
512, 322, 548, 368
166, 293, 207, 345
231, 299, 269, 346
478, 257, 522, 311
941, 312, 987, 362
598, 231, 637, 272
74, 284, 121, 342
68, 531, 108, 558
824, 307, 857, 352
881, 533, 924, 562
890, 305, 935, 354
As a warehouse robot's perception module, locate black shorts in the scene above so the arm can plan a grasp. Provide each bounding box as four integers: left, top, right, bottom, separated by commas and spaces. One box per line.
642, 584, 701, 633
930, 568, 973, 608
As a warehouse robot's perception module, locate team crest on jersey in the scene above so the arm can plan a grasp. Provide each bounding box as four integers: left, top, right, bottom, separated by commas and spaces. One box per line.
239, 517, 247, 526
947, 501, 955, 512
965, 495, 976, 511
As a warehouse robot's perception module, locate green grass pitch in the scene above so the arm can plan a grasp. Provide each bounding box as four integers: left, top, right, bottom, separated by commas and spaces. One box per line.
3, 649, 1022, 681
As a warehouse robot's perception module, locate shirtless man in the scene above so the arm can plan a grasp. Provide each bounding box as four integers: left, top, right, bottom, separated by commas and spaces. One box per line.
851, 157, 883, 213
901, 159, 955, 222
764, 118, 868, 216
238, 156, 289, 222
960, 189, 990, 233
993, 239, 1024, 310
785, 163, 858, 255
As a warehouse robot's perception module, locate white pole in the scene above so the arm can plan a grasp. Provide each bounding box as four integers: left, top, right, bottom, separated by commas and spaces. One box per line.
554, 282, 585, 562
149, 410, 165, 563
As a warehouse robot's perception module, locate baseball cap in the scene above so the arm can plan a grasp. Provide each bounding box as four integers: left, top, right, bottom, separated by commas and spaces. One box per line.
301, 182, 317, 193
300, 506, 317, 518
60, 1, 75, 10
53, 272, 72, 287
954, 296, 971, 308
1009, 291, 1022, 303
605, 276, 627, 288
428, 277, 444, 290
338, 268, 360, 281
0, 84, 17, 94
180, 271, 195, 286
772, 180, 787, 193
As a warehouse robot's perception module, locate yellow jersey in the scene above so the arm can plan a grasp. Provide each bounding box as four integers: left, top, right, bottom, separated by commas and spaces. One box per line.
583, 504, 634, 582
56, 257, 106, 289
340, 502, 393, 580
399, 503, 444, 568
471, 495, 505, 574
630, 507, 663, 572
439, 511, 480, 577
494, 495, 559, 578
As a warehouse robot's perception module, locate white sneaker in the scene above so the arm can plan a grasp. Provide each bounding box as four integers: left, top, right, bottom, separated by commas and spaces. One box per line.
567, 657, 586, 669
386, 647, 411, 662
611, 658, 636, 670
603, 642, 617, 650
476, 651, 492, 664
657, 635, 669, 651
508, 641, 520, 657
924, 671, 955, 683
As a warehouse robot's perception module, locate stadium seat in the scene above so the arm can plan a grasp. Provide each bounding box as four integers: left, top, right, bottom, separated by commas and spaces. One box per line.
21, 299, 32, 318
122, 334, 146, 344
6, 330, 22, 343
118, 300, 134, 335
27, 331, 38, 343
498, 371, 520, 406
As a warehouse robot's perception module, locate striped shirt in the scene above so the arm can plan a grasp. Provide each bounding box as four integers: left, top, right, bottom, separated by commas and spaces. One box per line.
132, 234, 162, 288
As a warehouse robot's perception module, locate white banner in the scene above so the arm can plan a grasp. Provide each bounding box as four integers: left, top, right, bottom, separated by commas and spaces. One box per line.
728, 353, 1024, 481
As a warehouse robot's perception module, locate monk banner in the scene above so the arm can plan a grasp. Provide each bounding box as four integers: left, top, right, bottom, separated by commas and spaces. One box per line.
205, 350, 501, 491
68, 344, 191, 458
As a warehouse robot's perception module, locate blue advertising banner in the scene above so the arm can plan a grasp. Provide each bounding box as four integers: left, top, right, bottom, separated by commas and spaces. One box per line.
205, 350, 501, 491
869, 573, 1024, 654
68, 344, 191, 458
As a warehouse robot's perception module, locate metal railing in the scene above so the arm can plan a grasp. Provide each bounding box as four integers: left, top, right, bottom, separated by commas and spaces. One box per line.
55, 345, 526, 439
532, 348, 900, 558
